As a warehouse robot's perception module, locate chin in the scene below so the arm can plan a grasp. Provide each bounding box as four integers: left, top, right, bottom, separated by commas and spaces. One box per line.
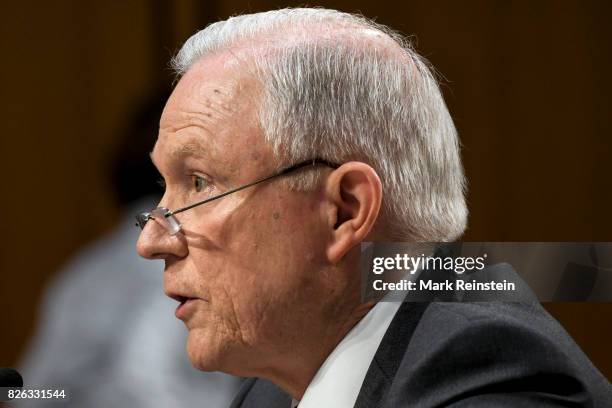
186, 326, 256, 377
186, 327, 224, 372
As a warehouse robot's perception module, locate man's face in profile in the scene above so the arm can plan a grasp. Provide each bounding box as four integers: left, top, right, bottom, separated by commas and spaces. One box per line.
136, 52, 335, 376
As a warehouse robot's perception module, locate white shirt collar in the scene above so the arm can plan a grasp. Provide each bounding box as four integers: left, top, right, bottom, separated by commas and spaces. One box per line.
291, 298, 402, 408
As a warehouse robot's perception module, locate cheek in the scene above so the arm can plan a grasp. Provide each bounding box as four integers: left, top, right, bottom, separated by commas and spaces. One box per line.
188, 248, 307, 351
187, 249, 269, 339
184, 193, 328, 358
184, 286, 257, 371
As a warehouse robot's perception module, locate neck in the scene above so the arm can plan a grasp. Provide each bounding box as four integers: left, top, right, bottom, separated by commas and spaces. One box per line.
263, 300, 375, 400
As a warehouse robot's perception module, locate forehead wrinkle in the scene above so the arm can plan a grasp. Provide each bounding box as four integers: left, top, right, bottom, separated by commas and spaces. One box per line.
157, 53, 267, 182
161, 68, 243, 131
161, 109, 220, 135
149, 137, 209, 171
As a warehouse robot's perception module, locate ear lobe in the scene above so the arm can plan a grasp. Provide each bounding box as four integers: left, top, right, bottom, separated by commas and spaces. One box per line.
325, 162, 382, 264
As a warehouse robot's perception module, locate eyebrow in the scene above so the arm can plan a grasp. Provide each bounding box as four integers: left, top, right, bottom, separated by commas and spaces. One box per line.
171, 140, 209, 160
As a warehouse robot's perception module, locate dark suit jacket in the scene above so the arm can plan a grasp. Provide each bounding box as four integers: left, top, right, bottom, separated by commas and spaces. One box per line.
230, 300, 611, 407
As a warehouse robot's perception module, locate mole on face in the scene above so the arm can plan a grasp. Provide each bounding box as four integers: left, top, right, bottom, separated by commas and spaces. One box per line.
273, 212, 280, 220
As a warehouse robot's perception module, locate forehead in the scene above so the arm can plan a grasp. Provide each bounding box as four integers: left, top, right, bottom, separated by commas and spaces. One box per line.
154, 53, 265, 172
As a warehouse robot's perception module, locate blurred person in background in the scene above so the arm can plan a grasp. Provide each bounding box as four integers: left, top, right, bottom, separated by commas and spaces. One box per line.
18, 90, 242, 407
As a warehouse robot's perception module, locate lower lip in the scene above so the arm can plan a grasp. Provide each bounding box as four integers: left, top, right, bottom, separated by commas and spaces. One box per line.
175, 298, 198, 319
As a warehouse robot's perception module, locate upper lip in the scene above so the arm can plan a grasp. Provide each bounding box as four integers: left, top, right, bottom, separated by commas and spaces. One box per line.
165, 289, 197, 304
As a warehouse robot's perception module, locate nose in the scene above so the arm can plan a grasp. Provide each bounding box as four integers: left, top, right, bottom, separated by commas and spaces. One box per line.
136, 219, 188, 260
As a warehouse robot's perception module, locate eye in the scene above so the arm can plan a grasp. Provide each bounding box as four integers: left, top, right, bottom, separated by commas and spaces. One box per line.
191, 175, 210, 193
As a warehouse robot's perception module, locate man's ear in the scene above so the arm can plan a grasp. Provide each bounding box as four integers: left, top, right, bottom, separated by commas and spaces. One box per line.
324, 161, 382, 263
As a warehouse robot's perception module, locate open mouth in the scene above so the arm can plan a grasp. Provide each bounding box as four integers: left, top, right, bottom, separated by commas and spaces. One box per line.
168, 293, 193, 304
176, 295, 190, 304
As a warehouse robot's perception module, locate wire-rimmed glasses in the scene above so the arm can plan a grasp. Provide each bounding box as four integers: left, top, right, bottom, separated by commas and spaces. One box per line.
135, 158, 340, 235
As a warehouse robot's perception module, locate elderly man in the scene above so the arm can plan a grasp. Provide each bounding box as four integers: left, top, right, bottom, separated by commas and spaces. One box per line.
136, 8, 611, 407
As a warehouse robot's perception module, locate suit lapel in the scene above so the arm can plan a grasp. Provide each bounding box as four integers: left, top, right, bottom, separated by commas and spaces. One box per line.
354, 302, 430, 408
230, 377, 292, 408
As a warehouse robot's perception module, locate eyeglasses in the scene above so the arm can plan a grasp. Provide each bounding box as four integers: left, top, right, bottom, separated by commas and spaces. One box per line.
135, 158, 340, 235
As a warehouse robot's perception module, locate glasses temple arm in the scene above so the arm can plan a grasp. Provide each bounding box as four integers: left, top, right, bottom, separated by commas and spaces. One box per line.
170, 159, 339, 216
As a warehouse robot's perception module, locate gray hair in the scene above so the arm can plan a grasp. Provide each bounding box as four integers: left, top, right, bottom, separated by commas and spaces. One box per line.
171, 8, 467, 242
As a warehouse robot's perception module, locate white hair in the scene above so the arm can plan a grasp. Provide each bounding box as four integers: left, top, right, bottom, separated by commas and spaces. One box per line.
171, 8, 467, 242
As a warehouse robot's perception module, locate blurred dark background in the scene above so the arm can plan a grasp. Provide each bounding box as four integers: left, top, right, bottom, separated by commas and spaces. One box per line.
1, 0, 610, 380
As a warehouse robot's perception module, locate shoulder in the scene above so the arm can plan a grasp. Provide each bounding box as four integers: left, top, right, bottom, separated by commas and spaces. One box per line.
382, 302, 611, 407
